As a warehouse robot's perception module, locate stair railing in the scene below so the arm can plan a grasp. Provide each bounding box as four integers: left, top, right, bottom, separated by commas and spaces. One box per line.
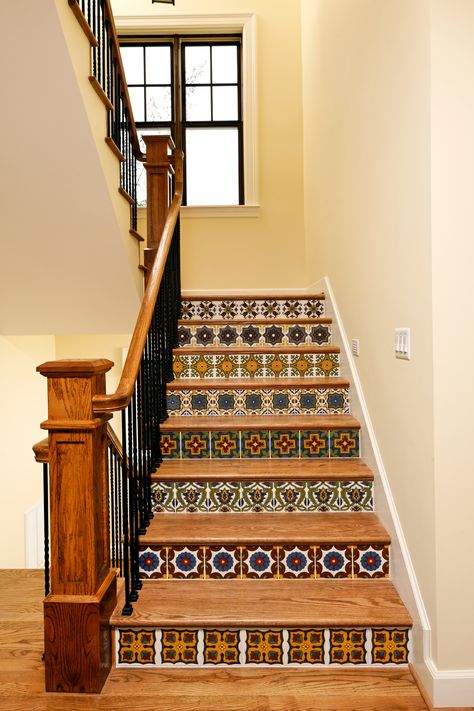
68, 0, 144, 230
31, 0, 184, 695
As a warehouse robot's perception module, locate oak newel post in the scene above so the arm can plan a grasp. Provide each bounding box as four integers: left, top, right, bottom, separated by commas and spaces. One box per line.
143, 134, 175, 273
37, 359, 117, 693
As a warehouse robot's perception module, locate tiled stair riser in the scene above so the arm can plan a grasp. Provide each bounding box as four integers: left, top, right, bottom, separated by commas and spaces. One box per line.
139, 544, 389, 580
178, 322, 332, 349
160, 429, 360, 460
168, 388, 350, 417
173, 352, 340, 379
151, 480, 373, 513
181, 298, 325, 321
116, 627, 411, 667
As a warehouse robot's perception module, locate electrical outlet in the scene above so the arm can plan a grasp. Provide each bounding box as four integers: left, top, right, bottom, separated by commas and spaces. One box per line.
351, 338, 360, 357
395, 328, 411, 360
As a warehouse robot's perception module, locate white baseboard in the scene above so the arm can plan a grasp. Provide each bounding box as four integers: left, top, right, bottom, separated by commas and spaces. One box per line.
24, 500, 44, 568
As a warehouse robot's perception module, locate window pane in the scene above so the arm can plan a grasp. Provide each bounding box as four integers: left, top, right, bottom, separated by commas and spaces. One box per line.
146, 46, 171, 84
147, 87, 172, 121
121, 46, 144, 85
213, 86, 238, 120
185, 45, 211, 84
186, 128, 239, 205
212, 45, 238, 84
186, 86, 211, 121
128, 87, 145, 122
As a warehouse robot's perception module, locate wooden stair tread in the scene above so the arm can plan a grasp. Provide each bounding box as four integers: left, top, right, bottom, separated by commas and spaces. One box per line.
178, 317, 332, 326
173, 345, 340, 355
143, 512, 389, 545
153, 459, 374, 481
168, 377, 349, 391
111, 579, 412, 627
182, 293, 326, 301
162, 415, 361, 431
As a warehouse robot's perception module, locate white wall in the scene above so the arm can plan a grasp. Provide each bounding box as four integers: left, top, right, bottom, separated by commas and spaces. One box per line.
301, 0, 474, 701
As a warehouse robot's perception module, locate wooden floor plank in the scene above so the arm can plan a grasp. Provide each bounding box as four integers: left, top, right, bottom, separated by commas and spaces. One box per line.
162, 415, 361, 431
153, 458, 374, 481
167, 377, 349, 391
143, 512, 390, 545
110, 579, 412, 627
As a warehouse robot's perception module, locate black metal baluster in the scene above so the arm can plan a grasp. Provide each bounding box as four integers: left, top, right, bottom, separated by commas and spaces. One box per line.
43, 463, 50, 598
121, 409, 132, 615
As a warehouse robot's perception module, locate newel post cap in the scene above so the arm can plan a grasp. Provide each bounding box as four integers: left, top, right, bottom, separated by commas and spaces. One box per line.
37, 359, 114, 377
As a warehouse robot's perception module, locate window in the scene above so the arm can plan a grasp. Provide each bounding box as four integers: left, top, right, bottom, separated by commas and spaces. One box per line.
120, 36, 243, 207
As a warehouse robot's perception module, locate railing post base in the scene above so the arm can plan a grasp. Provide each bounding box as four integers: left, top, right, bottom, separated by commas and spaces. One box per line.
44, 571, 117, 693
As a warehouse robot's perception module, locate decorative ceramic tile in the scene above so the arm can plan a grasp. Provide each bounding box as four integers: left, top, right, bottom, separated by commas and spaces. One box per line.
330, 430, 360, 458
372, 629, 409, 664
172, 352, 340, 379
117, 629, 156, 665
167, 546, 205, 579
270, 431, 300, 459
329, 629, 367, 664
160, 432, 180, 460
353, 545, 390, 579
210, 431, 240, 458
115, 627, 411, 667
316, 545, 352, 579
278, 546, 315, 579
306, 481, 340, 511
241, 431, 270, 459
162, 630, 199, 664
240, 546, 279, 579
180, 298, 325, 321
300, 430, 330, 458
239, 481, 274, 510
167, 388, 349, 417
139, 546, 167, 579
206, 546, 240, 578
177, 322, 332, 349
151, 482, 176, 512
207, 481, 241, 512
246, 630, 284, 664
339, 481, 373, 511
288, 629, 324, 664
181, 432, 210, 459
273, 481, 307, 511
174, 482, 208, 512
203, 630, 240, 664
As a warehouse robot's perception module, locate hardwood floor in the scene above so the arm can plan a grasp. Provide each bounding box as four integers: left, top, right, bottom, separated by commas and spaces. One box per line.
0, 570, 440, 710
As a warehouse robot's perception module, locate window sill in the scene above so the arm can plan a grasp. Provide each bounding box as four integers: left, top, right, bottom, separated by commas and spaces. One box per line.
181, 204, 260, 219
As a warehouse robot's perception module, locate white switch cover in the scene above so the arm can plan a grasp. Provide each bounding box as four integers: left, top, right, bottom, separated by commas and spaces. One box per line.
395, 328, 411, 360
351, 338, 360, 357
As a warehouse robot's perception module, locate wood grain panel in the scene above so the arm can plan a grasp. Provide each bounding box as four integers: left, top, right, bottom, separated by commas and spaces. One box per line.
143, 512, 389, 545
162, 415, 361, 431
153, 458, 374, 482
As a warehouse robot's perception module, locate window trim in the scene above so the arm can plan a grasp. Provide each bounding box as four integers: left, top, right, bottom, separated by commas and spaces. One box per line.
115, 14, 259, 215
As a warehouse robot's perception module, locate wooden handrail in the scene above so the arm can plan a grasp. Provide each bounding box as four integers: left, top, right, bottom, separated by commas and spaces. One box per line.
92, 149, 183, 414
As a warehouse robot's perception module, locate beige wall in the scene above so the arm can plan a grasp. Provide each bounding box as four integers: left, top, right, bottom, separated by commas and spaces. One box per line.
431, 0, 474, 671
0, 337, 55, 567
0, 0, 141, 335
301, 0, 474, 681
111, 0, 307, 291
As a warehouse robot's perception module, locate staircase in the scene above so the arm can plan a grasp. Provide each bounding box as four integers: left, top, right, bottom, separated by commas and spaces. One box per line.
110, 293, 412, 669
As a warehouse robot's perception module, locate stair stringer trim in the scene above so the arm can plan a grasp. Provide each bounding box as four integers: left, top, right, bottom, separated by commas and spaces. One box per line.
317, 275, 474, 708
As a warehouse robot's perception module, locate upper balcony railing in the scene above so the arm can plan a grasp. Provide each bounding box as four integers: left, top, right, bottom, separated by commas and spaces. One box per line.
33, 0, 183, 695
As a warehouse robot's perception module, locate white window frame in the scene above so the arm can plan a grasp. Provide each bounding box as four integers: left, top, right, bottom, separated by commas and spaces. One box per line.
115, 14, 259, 218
